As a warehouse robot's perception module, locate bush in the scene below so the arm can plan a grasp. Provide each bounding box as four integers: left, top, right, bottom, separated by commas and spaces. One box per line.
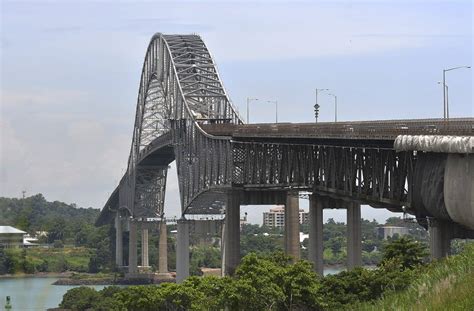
53, 240, 64, 248
59, 286, 101, 310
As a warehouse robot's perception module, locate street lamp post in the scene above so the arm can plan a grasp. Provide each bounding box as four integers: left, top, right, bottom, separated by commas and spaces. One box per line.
246, 97, 259, 124
328, 93, 338, 122
315, 88, 329, 123
438, 82, 449, 119
267, 100, 278, 123
442, 66, 471, 119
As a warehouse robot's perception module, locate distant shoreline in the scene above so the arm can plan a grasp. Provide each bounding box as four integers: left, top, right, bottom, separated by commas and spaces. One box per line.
0, 272, 73, 279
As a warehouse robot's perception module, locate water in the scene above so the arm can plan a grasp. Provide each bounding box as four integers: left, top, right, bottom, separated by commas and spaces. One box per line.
0, 277, 107, 311
324, 266, 345, 275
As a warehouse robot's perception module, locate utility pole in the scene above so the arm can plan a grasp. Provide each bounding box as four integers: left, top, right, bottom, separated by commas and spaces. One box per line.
442, 66, 470, 119
328, 93, 338, 122
315, 88, 329, 123
246, 97, 259, 124
267, 100, 278, 123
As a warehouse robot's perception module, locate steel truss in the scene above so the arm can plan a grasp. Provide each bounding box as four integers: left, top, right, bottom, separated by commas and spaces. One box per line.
109, 33, 451, 221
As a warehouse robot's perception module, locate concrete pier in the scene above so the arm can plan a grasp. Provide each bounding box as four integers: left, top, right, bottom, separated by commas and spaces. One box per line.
141, 229, 149, 267
429, 219, 452, 259
285, 192, 300, 261
128, 220, 138, 273
176, 219, 190, 283
224, 192, 240, 275
115, 214, 123, 267
347, 202, 362, 269
158, 220, 169, 274
308, 194, 324, 275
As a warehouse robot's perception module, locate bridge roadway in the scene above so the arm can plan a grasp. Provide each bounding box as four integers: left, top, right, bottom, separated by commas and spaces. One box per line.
95, 33, 473, 282
202, 118, 472, 144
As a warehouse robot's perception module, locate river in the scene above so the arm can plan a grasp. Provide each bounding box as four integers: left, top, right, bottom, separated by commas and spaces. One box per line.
0, 267, 344, 310
0, 277, 107, 311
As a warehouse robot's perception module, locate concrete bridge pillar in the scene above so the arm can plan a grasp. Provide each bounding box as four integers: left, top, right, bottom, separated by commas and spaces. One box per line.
285, 191, 300, 261
224, 191, 241, 275
115, 214, 123, 267
347, 202, 362, 269
128, 219, 138, 273
429, 219, 452, 259
309, 194, 324, 275
176, 219, 190, 283
141, 228, 149, 267
158, 220, 170, 275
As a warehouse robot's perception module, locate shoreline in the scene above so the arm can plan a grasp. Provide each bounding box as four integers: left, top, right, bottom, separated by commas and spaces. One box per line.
0, 272, 73, 279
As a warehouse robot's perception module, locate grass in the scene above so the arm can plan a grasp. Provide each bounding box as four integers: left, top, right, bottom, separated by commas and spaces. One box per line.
6, 246, 92, 273
358, 244, 474, 310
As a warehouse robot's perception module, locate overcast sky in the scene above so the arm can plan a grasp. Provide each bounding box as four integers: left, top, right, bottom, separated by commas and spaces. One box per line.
1, 0, 472, 224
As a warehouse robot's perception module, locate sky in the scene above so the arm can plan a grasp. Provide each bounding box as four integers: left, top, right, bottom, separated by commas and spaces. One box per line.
0, 0, 472, 224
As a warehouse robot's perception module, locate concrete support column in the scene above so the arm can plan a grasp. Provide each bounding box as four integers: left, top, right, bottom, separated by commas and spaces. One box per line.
176, 219, 190, 283
220, 221, 226, 277
141, 229, 149, 267
347, 202, 362, 269
429, 219, 452, 259
285, 191, 300, 261
128, 220, 138, 273
309, 194, 324, 275
224, 192, 240, 275
115, 214, 123, 267
158, 220, 168, 273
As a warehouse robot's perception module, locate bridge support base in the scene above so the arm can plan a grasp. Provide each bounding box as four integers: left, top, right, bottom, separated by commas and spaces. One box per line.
115, 214, 123, 267
309, 194, 324, 275
176, 219, 190, 283
347, 202, 362, 269
141, 229, 149, 267
429, 219, 452, 259
157, 220, 172, 279
128, 220, 138, 273
224, 192, 240, 275
285, 191, 300, 261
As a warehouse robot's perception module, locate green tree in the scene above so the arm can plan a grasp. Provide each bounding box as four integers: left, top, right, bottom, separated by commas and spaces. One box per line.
381, 236, 428, 270
59, 286, 101, 310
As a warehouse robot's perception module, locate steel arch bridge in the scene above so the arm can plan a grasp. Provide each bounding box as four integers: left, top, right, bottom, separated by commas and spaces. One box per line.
98, 33, 472, 223
97, 33, 473, 278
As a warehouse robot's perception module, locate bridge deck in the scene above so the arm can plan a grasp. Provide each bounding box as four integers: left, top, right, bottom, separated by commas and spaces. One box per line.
201, 118, 473, 141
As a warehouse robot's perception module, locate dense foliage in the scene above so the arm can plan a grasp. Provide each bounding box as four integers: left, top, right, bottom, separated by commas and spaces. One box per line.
0, 194, 113, 274
60, 237, 432, 310
360, 242, 474, 310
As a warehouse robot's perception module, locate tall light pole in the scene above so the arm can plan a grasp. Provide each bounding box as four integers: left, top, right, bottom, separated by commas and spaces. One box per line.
438, 82, 449, 119
328, 93, 338, 122
267, 100, 278, 123
443, 66, 470, 119
315, 88, 329, 123
246, 97, 259, 124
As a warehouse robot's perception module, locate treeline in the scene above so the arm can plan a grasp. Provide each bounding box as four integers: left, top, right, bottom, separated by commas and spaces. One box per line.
59, 237, 431, 310
0, 194, 113, 274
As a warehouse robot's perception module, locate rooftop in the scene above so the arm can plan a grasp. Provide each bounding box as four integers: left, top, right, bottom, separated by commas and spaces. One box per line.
0, 226, 27, 234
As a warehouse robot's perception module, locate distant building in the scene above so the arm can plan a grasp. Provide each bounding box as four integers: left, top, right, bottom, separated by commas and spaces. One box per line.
0, 226, 26, 248
377, 226, 410, 239
263, 206, 308, 229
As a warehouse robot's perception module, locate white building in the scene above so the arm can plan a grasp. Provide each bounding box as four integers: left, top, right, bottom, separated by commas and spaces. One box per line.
0, 226, 26, 248
263, 206, 309, 229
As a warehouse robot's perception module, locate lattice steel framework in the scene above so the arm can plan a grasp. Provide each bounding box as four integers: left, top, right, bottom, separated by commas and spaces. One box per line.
109, 33, 469, 222
119, 33, 242, 218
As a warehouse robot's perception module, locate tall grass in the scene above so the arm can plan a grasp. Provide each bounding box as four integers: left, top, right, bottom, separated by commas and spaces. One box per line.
358, 244, 474, 310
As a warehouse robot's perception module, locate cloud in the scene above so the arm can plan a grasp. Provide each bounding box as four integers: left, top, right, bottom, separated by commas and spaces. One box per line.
1, 89, 87, 108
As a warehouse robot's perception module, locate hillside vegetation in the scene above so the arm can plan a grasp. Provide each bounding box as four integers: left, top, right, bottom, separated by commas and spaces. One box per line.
359, 243, 474, 310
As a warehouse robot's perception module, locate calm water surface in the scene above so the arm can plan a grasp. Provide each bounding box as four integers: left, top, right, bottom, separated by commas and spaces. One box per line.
0, 277, 107, 311
0, 267, 344, 310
